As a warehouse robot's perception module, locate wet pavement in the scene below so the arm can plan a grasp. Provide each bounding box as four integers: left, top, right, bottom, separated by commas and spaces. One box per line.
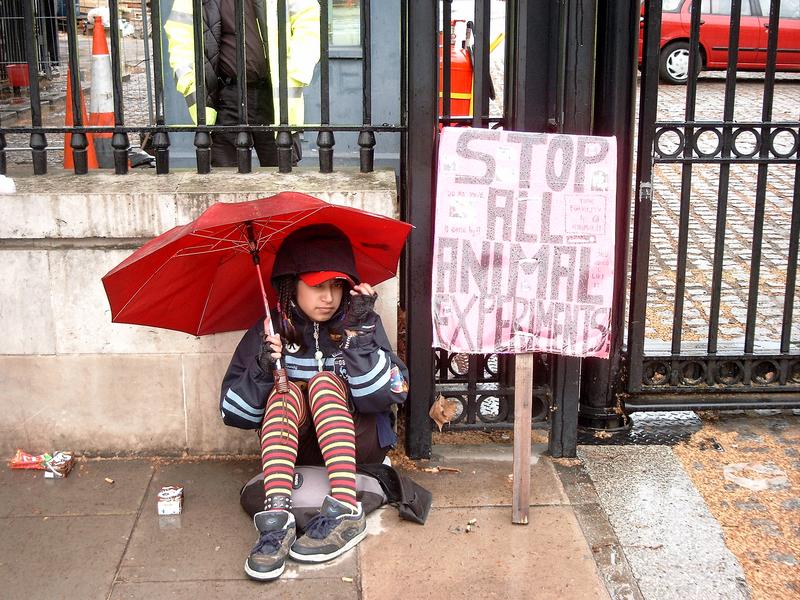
0, 446, 611, 600
2, 435, 774, 600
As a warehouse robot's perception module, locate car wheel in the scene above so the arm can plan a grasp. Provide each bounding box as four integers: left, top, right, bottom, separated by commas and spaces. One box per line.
659, 41, 699, 85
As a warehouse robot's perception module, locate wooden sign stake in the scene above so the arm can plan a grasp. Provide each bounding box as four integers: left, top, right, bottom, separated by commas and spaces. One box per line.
512, 352, 534, 524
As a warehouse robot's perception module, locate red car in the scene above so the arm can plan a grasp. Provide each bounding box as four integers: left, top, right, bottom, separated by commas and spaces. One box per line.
639, 0, 800, 84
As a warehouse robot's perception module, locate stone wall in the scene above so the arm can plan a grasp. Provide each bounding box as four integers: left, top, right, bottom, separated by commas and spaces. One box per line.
0, 168, 400, 456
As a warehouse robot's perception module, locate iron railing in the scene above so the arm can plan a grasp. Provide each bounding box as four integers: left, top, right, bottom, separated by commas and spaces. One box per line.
625, 0, 800, 410
0, 0, 403, 176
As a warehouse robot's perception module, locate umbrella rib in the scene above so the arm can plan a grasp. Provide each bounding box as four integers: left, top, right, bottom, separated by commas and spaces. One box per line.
196, 257, 218, 335
251, 208, 326, 252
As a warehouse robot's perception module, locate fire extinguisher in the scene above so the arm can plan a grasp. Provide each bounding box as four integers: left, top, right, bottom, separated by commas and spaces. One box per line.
438, 19, 473, 121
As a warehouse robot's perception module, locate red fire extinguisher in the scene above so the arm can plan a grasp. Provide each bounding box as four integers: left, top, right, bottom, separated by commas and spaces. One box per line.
438, 20, 473, 120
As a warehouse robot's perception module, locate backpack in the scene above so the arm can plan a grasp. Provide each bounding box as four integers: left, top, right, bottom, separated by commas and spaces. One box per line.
240, 464, 432, 532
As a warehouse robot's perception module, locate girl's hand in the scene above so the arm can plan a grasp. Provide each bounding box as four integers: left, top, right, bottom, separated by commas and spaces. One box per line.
350, 282, 376, 297
264, 333, 283, 358
258, 333, 283, 371
343, 285, 378, 333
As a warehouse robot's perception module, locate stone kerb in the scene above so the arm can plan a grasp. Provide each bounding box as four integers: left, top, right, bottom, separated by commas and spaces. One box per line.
0, 168, 400, 456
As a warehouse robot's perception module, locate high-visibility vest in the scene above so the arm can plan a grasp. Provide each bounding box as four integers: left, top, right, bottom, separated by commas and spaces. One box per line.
164, 0, 320, 126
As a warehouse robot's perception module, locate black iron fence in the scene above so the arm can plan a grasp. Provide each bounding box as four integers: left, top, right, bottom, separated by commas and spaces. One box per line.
0, 0, 404, 176
625, 0, 800, 410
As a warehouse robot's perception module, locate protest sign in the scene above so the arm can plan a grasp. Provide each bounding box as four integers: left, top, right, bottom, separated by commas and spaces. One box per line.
432, 127, 616, 358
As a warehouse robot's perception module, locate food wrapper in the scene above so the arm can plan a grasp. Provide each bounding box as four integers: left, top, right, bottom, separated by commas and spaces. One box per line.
43, 451, 74, 478
9, 449, 51, 470
157, 485, 184, 515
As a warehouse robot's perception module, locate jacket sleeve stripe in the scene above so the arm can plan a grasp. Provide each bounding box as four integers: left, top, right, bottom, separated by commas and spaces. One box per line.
225, 389, 265, 418
222, 399, 264, 423
347, 349, 387, 385
350, 367, 392, 398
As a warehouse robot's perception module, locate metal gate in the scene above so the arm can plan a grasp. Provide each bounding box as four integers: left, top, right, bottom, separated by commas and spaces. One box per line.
624, 0, 800, 410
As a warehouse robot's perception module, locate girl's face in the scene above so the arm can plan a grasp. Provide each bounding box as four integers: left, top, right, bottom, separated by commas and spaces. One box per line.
296, 279, 344, 322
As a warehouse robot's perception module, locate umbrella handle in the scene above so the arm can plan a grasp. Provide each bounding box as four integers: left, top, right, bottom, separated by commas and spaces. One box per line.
273, 368, 289, 394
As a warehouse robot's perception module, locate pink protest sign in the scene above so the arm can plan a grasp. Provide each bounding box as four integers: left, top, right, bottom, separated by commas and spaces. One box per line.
431, 127, 616, 358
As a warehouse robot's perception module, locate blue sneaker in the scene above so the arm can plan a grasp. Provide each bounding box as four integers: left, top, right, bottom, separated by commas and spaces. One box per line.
289, 496, 366, 563
244, 510, 296, 581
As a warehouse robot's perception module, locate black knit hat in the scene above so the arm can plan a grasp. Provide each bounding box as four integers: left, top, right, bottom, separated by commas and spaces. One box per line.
271, 224, 360, 286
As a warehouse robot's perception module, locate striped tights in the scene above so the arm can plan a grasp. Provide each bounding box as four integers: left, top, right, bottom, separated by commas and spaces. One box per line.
260, 372, 358, 511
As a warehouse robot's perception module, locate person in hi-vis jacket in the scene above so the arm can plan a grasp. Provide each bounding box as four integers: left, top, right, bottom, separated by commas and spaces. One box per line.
164, 0, 320, 166
220, 224, 409, 581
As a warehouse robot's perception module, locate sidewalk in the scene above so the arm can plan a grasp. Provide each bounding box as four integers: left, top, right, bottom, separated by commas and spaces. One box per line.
0, 443, 744, 600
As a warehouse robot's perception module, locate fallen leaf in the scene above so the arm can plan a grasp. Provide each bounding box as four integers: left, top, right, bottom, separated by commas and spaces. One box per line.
429, 394, 459, 431
422, 466, 461, 474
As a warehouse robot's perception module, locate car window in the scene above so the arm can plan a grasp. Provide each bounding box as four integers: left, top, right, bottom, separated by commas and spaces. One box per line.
701, 0, 753, 15
664, 0, 683, 11
758, 0, 800, 18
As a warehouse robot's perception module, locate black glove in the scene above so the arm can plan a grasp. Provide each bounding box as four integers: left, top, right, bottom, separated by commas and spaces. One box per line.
257, 339, 279, 373
342, 293, 378, 332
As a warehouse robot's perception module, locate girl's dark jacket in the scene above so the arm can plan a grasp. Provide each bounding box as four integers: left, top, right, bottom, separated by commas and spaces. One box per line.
219, 307, 408, 449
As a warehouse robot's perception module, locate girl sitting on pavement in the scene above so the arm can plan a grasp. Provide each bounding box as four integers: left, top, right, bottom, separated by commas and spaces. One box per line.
219, 224, 409, 581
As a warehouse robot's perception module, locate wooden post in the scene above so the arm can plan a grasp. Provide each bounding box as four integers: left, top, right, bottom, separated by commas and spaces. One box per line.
512, 353, 534, 524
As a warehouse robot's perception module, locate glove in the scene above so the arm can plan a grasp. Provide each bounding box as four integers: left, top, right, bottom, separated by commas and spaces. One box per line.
257, 339, 279, 373
342, 293, 378, 333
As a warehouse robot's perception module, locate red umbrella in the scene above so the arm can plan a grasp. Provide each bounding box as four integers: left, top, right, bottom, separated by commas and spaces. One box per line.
101, 192, 412, 339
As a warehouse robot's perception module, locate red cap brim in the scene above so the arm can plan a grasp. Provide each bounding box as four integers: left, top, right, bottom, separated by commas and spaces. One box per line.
299, 271, 356, 287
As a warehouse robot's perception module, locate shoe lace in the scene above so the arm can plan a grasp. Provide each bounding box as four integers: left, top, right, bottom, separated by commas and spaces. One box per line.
304, 513, 339, 539
252, 528, 287, 554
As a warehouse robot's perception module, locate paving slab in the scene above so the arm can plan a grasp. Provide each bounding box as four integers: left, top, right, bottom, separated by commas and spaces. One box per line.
0, 460, 153, 518
109, 578, 359, 599
360, 505, 609, 600
0, 514, 136, 600
115, 460, 358, 585
406, 455, 568, 508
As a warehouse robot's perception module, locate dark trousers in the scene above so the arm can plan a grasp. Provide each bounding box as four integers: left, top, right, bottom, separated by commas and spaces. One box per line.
211, 82, 275, 167
211, 82, 301, 168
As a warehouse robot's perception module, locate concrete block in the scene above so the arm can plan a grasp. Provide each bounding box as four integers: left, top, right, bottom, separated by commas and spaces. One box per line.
0, 355, 186, 454
0, 251, 56, 354
182, 353, 258, 454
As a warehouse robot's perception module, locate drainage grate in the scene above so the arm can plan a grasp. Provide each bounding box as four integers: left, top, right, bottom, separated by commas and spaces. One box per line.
578, 411, 703, 446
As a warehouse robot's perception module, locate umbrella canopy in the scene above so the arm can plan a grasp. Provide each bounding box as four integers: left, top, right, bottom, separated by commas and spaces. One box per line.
102, 192, 412, 335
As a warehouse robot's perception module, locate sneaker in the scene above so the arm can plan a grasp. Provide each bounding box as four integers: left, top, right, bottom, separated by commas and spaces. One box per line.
244, 510, 296, 581
289, 495, 367, 563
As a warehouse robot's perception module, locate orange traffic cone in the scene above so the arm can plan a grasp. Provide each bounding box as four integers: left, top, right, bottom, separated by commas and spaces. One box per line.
88, 16, 116, 168
63, 72, 99, 170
